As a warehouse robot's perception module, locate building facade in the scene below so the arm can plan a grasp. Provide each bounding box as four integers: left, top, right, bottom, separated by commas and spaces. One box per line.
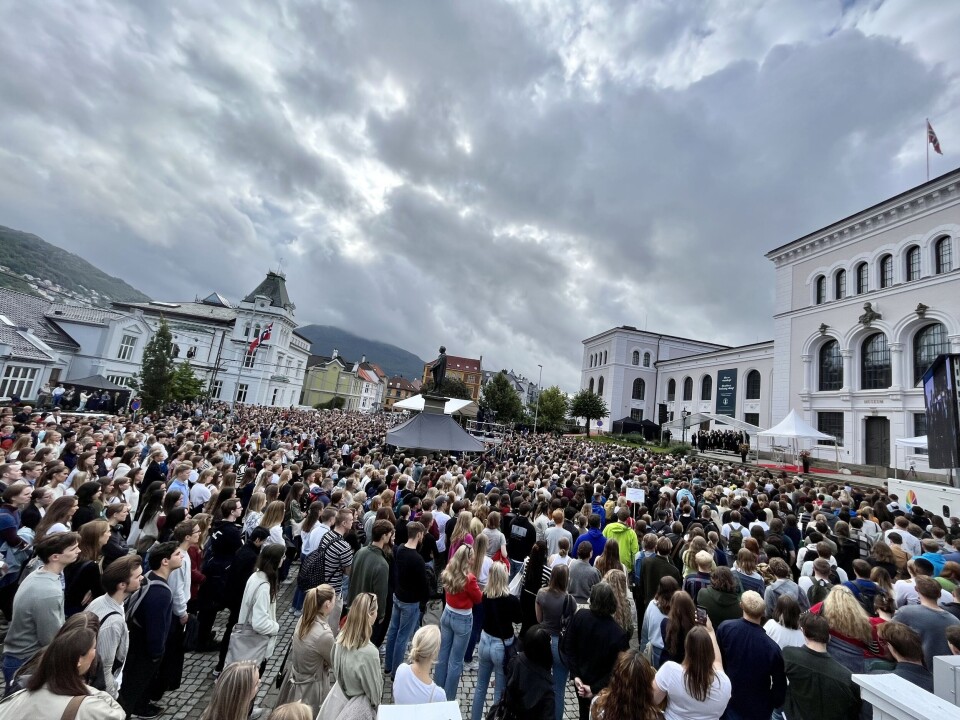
384, 376, 417, 410
301, 351, 362, 410
422, 354, 483, 400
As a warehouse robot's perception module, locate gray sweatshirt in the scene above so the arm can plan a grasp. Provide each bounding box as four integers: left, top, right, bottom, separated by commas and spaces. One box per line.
5, 569, 65, 660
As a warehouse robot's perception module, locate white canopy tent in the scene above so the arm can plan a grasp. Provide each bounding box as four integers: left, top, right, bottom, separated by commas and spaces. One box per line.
757, 409, 838, 468
893, 435, 928, 479
393, 394, 479, 418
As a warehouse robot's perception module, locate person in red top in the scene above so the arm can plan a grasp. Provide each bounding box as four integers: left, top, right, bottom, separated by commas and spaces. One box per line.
435, 544, 483, 701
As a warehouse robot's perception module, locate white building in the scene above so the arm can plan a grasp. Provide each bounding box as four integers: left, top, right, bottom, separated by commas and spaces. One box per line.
581, 169, 960, 475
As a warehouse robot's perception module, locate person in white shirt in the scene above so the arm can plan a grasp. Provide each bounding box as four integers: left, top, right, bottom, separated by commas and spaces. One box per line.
393, 625, 445, 704
721, 511, 745, 540
434, 497, 451, 556
885, 517, 922, 557
189, 470, 214, 512
799, 542, 847, 582
894, 558, 952, 607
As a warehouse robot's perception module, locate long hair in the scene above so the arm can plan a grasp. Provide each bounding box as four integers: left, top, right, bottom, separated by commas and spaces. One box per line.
245, 492, 267, 517
665, 591, 696, 657
469, 532, 489, 578
484, 561, 509, 599
870, 566, 894, 595
682, 626, 716, 702
299, 584, 335, 640
595, 538, 621, 576
256, 544, 285, 601
591, 650, 658, 720
77, 520, 109, 562
259, 500, 285, 529
338, 592, 376, 651
603, 569, 631, 633
450, 510, 473, 546
870, 541, 896, 565
26, 627, 95, 696
35, 496, 78, 542
301, 501, 323, 535
654, 576, 681, 614
523, 541, 548, 592
773, 595, 801, 630
823, 585, 872, 644
547, 563, 570, 593
441, 545, 473, 595
199, 660, 259, 720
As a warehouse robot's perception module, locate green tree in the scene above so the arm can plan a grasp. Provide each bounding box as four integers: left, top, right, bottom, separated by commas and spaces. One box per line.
316, 396, 346, 410
569, 388, 608, 437
169, 362, 205, 403
480, 371, 525, 423
421, 377, 472, 400
534, 385, 569, 431
139, 317, 174, 411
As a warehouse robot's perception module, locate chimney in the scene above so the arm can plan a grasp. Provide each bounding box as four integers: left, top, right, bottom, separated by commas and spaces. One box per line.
332, 348, 339, 359
361, 355, 366, 363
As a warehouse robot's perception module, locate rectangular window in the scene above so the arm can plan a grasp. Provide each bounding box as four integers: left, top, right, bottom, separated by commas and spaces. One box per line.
817, 412, 844, 446
630, 409, 641, 420
106, 375, 131, 388
743, 413, 759, 427
243, 349, 256, 369
117, 334, 137, 361
0, 365, 39, 399
913, 413, 928, 456
236, 383, 248, 403
210, 380, 223, 399
271, 388, 279, 405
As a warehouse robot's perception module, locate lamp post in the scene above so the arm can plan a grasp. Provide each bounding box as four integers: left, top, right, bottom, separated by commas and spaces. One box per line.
533, 363, 543, 434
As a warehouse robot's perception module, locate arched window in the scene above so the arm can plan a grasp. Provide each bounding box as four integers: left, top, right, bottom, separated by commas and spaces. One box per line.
597, 376, 604, 395
632, 378, 645, 400
643, 352, 651, 367
588, 378, 594, 393
914, 323, 949, 385
667, 379, 676, 402
682, 377, 693, 401
835, 269, 846, 300
861, 333, 891, 389
818, 340, 842, 391
880, 254, 893, 288
906, 245, 921, 281
243, 322, 251, 338
856, 262, 869, 295
253, 323, 262, 340
632, 350, 640, 366
701, 375, 713, 401
936, 237, 953, 274
745, 370, 761, 399
815, 276, 826, 305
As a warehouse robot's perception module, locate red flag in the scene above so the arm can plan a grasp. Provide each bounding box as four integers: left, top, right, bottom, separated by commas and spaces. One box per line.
247, 322, 274, 354
927, 119, 942, 155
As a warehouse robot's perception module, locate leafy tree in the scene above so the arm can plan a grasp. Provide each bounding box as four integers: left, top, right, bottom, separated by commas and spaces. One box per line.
569, 388, 608, 437
316, 396, 346, 410
421, 377, 472, 400
169, 362, 205, 403
534, 385, 569, 431
480, 371, 525, 423
139, 317, 174, 411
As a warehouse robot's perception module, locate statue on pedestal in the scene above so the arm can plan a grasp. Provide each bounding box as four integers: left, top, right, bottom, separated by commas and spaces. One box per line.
430, 346, 447, 390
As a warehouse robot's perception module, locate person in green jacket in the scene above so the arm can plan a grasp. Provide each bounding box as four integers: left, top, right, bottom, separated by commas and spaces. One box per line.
697, 566, 743, 629
602, 508, 639, 573
348, 520, 393, 645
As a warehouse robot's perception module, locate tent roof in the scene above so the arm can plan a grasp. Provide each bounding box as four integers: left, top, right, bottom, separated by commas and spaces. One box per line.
757, 409, 833, 440
661, 412, 760, 433
64, 374, 130, 391
386, 412, 486, 452
895, 435, 928, 449
393, 394, 478, 418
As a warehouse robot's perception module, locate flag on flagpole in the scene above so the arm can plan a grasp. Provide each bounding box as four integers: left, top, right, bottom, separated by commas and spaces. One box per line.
247, 322, 274, 354
927, 119, 942, 154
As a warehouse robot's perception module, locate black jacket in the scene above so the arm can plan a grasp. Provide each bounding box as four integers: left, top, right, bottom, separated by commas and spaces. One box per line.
504, 654, 554, 720
560, 609, 629, 694
224, 541, 261, 611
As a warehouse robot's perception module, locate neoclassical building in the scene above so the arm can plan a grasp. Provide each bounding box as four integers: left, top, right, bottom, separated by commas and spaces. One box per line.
583, 168, 960, 474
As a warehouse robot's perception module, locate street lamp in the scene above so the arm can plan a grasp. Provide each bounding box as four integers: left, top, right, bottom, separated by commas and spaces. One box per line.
533, 364, 543, 434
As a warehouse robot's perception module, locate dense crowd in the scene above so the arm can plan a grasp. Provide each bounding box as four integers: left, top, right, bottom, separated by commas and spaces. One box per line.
0, 402, 958, 720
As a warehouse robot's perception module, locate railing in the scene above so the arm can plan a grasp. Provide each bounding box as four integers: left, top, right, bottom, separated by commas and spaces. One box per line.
853, 666, 960, 720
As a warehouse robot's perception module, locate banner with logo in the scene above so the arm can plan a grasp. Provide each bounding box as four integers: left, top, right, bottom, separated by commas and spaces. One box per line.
716, 369, 737, 418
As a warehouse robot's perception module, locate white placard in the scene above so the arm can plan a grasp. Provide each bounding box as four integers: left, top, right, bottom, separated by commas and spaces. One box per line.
626, 487, 645, 504
378, 701, 463, 720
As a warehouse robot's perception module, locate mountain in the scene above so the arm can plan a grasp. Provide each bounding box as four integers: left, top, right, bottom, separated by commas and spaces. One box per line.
296, 324, 427, 381
0, 225, 152, 306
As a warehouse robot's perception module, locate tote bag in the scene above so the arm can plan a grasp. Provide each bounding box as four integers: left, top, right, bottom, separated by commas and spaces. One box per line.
224, 582, 271, 667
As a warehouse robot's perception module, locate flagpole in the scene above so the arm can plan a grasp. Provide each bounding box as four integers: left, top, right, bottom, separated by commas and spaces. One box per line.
927, 120, 930, 182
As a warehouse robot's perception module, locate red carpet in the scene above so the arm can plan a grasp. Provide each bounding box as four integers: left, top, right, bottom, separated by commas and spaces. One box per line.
758, 463, 838, 474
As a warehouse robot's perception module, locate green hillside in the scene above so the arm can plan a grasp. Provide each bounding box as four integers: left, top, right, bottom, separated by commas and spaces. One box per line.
0, 225, 151, 305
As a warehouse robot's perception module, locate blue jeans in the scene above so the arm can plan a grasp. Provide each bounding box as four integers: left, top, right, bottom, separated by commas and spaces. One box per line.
465, 602, 484, 662
2, 654, 25, 696
471, 632, 510, 720
384, 596, 421, 678
434, 606, 473, 701
550, 635, 567, 720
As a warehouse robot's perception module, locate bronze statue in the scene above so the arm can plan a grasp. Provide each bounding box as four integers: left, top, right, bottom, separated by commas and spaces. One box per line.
430, 346, 447, 389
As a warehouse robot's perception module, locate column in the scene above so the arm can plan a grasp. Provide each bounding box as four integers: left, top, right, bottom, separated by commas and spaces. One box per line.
890, 342, 903, 390
801, 355, 812, 394
841, 350, 853, 391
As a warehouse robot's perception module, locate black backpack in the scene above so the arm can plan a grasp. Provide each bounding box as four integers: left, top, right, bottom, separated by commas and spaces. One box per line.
807, 578, 832, 606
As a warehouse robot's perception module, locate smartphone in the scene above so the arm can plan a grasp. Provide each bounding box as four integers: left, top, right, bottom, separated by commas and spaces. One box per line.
695, 606, 707, 625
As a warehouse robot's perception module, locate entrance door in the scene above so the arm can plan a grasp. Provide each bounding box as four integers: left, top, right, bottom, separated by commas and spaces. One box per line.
864, 417, 890, 467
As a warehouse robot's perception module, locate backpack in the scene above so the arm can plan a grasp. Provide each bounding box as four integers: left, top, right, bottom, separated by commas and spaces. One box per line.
124, 574, 171, 629
727, 526, 744, 555
807, 578, 832, 606
848, 579, 883, 617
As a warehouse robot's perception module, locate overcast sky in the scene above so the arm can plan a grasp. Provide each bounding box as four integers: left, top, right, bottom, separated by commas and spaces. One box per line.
1, 1, 959, 394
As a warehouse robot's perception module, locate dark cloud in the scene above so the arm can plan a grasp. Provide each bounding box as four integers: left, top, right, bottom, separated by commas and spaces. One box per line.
0, 0, 957, 392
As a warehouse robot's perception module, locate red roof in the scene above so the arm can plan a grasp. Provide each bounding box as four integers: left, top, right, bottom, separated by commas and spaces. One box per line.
441, 355, 481, 373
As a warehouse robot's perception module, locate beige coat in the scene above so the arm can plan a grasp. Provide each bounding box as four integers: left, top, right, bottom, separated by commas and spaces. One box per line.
276, 615, 335, 716
0, 686, 125, 720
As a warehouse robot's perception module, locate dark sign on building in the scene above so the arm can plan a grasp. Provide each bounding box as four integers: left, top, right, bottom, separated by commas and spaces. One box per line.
716, 369, 738, 418
923, 354, 960, 470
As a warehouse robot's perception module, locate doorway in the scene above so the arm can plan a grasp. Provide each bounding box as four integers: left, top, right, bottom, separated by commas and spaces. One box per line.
864, 416, 890, 467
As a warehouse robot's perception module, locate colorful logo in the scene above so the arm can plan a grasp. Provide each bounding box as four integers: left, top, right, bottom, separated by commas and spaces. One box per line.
905, 490, 918, 511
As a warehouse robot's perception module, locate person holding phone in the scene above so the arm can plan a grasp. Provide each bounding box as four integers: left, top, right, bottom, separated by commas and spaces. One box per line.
652, 623, 731, 720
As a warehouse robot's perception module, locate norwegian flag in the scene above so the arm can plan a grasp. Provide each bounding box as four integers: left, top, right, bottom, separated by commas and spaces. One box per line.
928, 119, 942, 155
248, 322, 273, 354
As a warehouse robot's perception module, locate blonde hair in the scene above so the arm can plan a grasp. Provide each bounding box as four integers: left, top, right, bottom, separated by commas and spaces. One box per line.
408, 625, 441, 665
338, 592, 376, 650
441, 545, 473, 595
267, 703, 313, 720
246, 492, 266, 516
823, 585, 872, 644
603, 569, 632, 633
470, 532, 489, 578
470, 517, 485, 538
200, 660, 259, 720
259, 500, 286, 529
484, 561, 509, 599
450, 511, 473, 546
299, 584, 335, 640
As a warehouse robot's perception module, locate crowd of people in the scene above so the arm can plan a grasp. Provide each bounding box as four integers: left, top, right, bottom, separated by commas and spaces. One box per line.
0, 400, 959, 720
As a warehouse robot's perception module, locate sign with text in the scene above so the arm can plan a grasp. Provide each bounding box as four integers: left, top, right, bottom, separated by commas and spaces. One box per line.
716, 369, 738, 418
626, 487, 646, 504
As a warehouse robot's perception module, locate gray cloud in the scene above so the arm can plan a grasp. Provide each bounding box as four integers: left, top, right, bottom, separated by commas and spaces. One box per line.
0, 0, 957, 393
